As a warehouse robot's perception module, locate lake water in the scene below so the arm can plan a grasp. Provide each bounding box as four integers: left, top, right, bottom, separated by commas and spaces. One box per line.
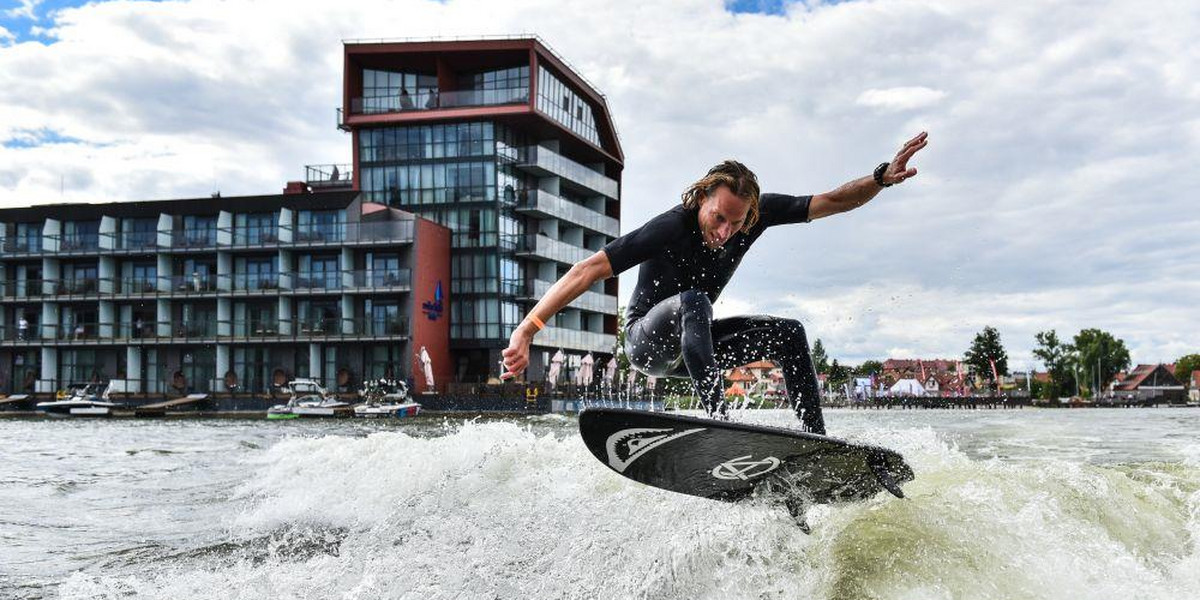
2, 408, 1199, 599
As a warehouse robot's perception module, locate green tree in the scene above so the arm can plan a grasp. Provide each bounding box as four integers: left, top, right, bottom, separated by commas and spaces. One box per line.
857, 360, 884, 376
1032, 330, 1076, 399
811, 339, 830, 375
964, 326, 1009, 390
1072, 328, 1130, 398
1174, 354, 1200, 382
828, 359, 851, 388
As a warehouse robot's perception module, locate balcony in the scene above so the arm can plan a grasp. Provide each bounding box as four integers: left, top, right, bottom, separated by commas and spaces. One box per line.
527, 279, 617, 314
514, 189, 618, 237
349, 87, 529, 116
0, 316, 412, 346
305, 164, 353, 190
536, 326, 616, 353
511, 233, 593, 265
344, 269, 412, 292
516, 146, 618, 199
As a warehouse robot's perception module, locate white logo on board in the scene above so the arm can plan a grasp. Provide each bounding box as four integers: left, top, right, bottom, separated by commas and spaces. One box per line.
605, 427, 705, 473
711, 455, 781, 480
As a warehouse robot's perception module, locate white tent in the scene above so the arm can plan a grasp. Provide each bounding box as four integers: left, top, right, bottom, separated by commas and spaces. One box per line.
418, 346, 434, 392
547, 349, 565, 390
889, 378, 927, 396
578, 352, 595, 387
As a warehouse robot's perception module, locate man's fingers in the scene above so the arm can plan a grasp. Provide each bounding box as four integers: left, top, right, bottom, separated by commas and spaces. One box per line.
895, 139, 928, 163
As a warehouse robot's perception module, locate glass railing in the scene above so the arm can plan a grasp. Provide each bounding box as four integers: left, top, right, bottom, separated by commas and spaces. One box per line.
346, 269, 412, 289
0, 317, 415, 344
167, 273, 218, 293
2, 238, 42, 254
530, 279, 616, 314
516, 189, 618, 236
511, 233, 593, 265
292, 271, 342, 291
171, 228, 218, 249
537, 326, 616, 353
113, 276, 160, 294
306, 164, 353, 188
518, 146, 619, 199
114, 231, 159, 251
226, 273, 279, 292
350, 87, 528, 115
222, 225, 283, 247
57, 233, 101, 253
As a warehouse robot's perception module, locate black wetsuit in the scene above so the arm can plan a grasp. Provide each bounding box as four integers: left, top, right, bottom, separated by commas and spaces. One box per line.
603, 193, 826, 433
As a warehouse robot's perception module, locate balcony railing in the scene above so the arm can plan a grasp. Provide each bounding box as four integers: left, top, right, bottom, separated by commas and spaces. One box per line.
0, 317, 412, 344
305, 164, 353, 189
529, 279, 616, 314
516, 146, 619, 199
349, 87, 528, 116
515, 189, 618, 237
0, 270, 414, 301
510, 233, 593, 265
536, 326, 616, 353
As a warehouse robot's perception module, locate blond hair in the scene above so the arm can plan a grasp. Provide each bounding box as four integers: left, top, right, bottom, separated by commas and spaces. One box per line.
680, 160, 761, 232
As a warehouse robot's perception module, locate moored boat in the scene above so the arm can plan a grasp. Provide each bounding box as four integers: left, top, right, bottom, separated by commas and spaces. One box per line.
36, 382, 122, 417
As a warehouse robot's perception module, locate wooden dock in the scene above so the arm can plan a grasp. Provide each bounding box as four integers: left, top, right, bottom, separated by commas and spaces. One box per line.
134, 394, 211, 416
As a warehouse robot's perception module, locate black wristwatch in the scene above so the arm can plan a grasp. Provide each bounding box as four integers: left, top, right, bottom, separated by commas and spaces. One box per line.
873, 162, 892, 187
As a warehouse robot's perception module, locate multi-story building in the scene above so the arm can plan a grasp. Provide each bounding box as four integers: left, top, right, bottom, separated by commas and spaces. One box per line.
0, 192, 452, 395
338, 36, 624, 382
0, 36, 623, 397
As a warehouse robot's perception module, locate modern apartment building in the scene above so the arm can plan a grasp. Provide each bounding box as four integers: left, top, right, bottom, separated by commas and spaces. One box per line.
0, 193, 452, 395
0, 36, 623, 396
339, 36, 623, 382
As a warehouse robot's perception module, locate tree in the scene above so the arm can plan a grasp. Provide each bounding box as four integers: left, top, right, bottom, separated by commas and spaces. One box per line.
1032, 330, 1076, 399
811, 339, 830, 375
857, 360, 884, 377
1174, 354, 1200, 383
1072, 328, 1130, 398
828, 359, 851, 391
964, 326, 1009, 390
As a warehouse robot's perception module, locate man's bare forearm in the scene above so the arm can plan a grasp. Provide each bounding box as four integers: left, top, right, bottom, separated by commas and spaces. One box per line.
516, 255, 610, 339
823, 175, 883, 214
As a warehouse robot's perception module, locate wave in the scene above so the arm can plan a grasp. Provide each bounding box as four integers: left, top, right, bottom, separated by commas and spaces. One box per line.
56, 417, 1200, 600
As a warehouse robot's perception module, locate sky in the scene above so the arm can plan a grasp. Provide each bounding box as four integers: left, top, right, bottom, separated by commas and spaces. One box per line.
1, 0, 1197, 369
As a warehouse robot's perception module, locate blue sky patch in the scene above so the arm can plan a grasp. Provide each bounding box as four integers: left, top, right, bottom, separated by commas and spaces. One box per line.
3, 128, 85, 148
725, 0, 790, 16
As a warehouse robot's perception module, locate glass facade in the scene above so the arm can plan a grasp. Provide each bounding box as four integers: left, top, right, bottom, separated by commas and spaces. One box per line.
359, 120, 535, 343
537, 66, 600, 146
361, 69, 438, 113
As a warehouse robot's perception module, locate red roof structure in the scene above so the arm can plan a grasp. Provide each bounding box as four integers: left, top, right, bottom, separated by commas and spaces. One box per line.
1113, 364, 1182, 391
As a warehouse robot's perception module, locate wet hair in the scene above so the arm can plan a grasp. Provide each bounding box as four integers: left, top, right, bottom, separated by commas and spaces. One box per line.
680, 160, 761, 232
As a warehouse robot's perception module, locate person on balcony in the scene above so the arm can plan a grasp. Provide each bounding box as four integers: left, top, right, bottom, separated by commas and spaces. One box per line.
500, 133, 928, 433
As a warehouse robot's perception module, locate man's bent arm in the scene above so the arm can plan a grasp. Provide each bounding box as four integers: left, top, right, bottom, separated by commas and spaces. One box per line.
501, 251, 614, 377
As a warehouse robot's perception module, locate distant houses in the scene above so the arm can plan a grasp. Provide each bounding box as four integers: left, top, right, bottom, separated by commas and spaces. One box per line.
1112, 364, 1185, 403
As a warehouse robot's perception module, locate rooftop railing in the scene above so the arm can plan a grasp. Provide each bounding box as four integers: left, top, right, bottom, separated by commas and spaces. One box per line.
306, 164, 353, 189
349, 87, 528, 116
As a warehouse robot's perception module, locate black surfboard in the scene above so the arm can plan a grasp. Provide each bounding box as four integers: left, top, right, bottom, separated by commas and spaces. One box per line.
579, 408, 913, 529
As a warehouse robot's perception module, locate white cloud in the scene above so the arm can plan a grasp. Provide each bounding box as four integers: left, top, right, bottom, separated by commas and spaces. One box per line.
0, 25, 13, 46
0, 0, 1196, 365
5, 0, 41, 20
856, 87, 947, 112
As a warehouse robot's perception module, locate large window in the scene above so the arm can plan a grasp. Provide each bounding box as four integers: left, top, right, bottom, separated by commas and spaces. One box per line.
360, 121, 494, 164
297, 210, 343, 242
537, 66, 600, 146
361, 69, 437, 113
59, 349, 104, 384
62, 220, 100, 251
458, 66, 529, 92
235, 213, 277, 245
181, 348, 215, 393
233, 347, 272, 393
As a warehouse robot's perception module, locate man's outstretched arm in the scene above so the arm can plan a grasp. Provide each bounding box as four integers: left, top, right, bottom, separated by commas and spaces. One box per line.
500, 251, 614, 379
808, 131, 928, 220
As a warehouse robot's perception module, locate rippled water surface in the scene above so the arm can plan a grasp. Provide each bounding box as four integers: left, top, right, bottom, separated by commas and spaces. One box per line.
2, 408, 1199, 599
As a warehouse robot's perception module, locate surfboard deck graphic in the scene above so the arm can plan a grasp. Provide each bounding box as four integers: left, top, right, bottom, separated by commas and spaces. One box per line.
579, 408, 914, 527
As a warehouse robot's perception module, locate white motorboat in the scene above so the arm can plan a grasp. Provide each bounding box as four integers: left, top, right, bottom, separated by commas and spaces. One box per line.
267, 379, 350, 419
354, 379, 422, 418
36, 382, 122, 417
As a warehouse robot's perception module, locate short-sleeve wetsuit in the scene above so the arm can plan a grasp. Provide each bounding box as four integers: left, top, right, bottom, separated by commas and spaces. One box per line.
603, 193, 826, 433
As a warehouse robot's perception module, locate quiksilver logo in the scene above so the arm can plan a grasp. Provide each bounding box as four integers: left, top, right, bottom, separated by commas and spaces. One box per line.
605, 427, 705, 473
711, 455, 781, 481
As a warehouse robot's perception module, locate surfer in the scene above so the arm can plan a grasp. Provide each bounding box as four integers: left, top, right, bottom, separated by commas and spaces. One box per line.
502, 132, 928, 433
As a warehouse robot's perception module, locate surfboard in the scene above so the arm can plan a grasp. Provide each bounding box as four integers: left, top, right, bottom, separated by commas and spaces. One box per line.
578, 408, 914, 531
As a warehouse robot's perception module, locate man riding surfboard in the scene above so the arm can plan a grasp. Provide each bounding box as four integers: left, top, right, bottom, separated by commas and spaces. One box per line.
502, 132, 929, 433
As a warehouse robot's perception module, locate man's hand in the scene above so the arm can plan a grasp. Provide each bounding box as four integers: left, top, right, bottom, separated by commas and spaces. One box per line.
883, 131, 928, 185
500, 326, 534, 380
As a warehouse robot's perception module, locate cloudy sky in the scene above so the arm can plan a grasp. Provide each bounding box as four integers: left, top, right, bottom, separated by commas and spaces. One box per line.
2, 0, 1197, 369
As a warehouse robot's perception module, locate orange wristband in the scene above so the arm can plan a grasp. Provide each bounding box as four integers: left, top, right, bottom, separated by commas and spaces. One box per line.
527, 315, 545, 331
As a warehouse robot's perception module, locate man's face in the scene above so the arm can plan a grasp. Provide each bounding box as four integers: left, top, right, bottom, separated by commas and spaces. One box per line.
697, 185, 750, 248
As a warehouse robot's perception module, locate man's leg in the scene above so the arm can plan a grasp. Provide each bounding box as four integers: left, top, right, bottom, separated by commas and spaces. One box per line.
624, 290, 727, 418
708, 315, 826, 434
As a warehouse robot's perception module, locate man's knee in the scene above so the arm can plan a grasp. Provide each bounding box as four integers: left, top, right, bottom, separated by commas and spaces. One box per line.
678, 290, 713, 320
